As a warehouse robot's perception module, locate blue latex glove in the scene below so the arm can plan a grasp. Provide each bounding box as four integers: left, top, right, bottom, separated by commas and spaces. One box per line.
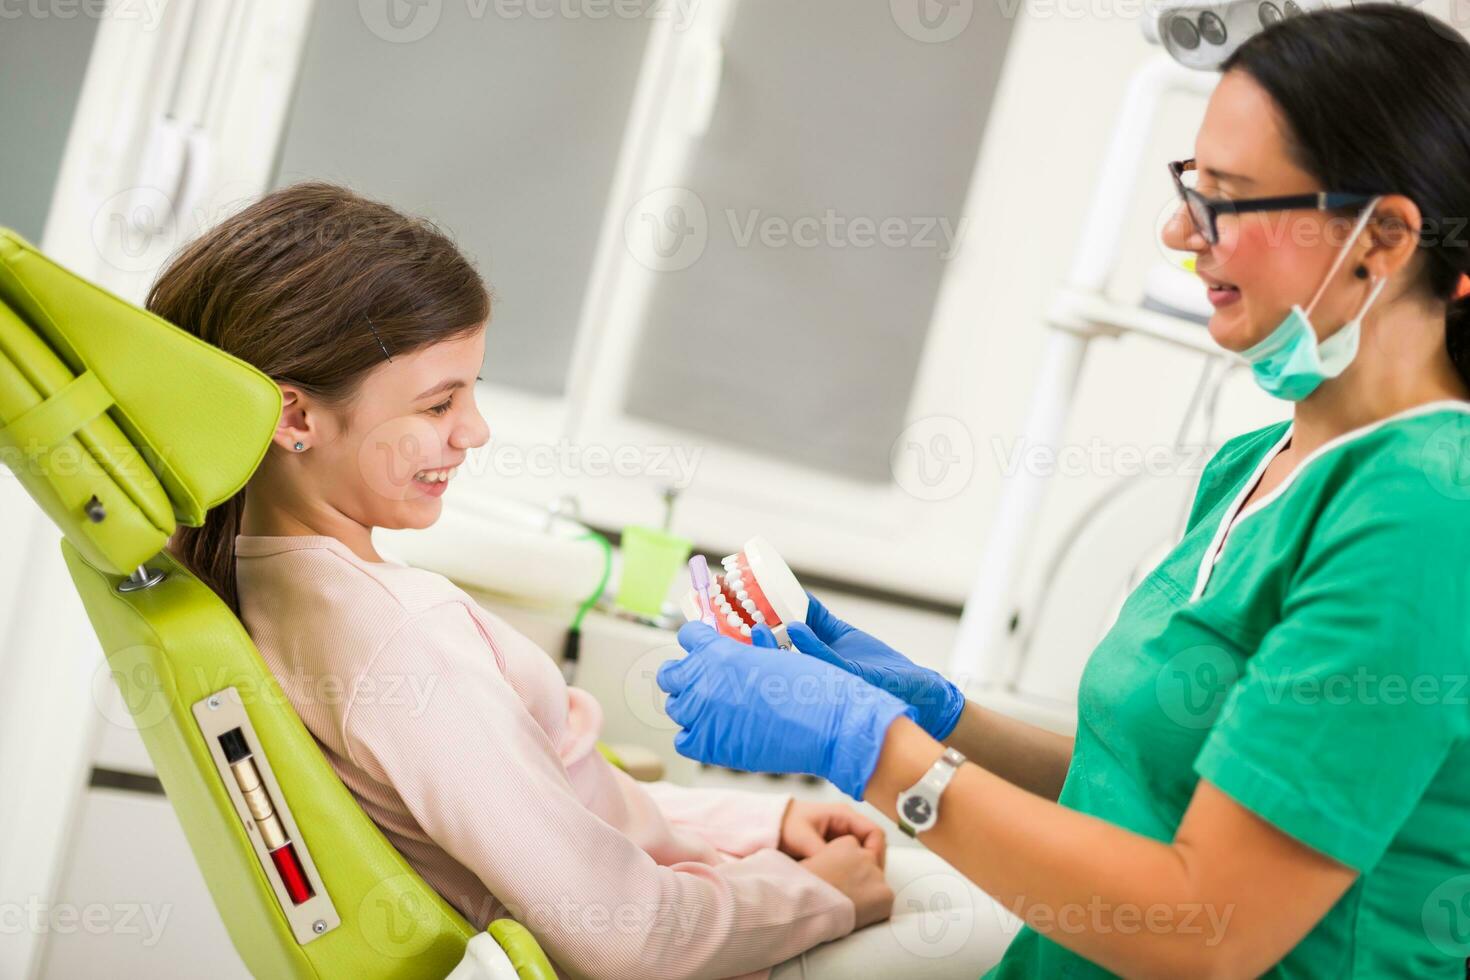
790, 592, 966, 741
657, 622, 917, 800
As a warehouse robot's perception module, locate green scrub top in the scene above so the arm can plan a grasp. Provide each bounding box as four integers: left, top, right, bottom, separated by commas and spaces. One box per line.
984, 402, 1470, 978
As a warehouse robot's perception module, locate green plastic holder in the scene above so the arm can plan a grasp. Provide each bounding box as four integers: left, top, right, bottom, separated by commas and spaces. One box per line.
616, 525, 693, 619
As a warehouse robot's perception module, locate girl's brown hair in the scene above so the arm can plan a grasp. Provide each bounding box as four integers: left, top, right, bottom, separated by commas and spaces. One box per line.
148, 182, 490, 615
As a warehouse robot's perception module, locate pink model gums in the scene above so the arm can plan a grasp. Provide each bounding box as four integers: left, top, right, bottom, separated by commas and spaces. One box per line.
681, 536, 809, 648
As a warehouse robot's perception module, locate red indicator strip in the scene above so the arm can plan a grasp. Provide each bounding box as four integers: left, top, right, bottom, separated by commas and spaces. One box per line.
270, 843, 315, 905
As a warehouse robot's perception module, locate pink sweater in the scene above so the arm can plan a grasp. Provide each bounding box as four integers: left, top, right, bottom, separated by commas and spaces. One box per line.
234, 534, 854, 979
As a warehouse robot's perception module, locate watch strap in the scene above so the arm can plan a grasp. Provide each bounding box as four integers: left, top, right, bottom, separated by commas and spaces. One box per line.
896, 747, 966, 837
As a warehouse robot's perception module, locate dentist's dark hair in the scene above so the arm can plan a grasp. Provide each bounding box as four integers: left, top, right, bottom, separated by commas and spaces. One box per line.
148, 182, 490, 615
1222, 4, 1470, 391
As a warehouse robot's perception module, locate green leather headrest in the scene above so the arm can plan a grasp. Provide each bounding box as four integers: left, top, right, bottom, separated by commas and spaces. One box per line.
0, 229, 281, 575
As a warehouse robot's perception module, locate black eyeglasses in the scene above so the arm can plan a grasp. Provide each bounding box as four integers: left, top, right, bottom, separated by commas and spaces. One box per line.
1168, 159, 1375, 245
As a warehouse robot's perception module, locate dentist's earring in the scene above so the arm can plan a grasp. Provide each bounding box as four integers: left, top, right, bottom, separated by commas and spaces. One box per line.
293, 442, 305, 452
1354, 264, 1369, 280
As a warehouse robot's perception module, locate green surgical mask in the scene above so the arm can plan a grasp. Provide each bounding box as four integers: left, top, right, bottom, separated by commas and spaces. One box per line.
1241, 197, 1387, 402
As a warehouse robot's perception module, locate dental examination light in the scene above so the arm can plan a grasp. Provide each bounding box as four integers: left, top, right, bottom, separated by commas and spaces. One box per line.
1143, 0, 1423, 70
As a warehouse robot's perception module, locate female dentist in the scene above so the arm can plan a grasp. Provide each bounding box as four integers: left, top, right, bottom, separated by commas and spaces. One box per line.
658, 6, 1470, 977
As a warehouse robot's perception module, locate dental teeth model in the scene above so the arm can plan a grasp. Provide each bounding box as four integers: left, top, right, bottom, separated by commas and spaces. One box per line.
681, 536, 809, 647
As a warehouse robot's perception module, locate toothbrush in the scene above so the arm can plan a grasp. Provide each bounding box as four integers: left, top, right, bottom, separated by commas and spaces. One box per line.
686, 555, 720, 629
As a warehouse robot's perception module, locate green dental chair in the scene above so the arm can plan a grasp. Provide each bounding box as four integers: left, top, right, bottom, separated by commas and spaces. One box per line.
0, 228, 556, 980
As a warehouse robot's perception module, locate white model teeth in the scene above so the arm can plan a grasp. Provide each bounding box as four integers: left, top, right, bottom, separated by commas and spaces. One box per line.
722, 555, 737, 568
414, 466, 457, 483
726, 612, 742, 628
739, 624, 752, 637
742, 599, 757, 614
735, 589, 749, 602
752, 611, 766, 624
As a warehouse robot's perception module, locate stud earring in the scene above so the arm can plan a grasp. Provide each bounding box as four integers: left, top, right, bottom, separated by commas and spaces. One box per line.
293, 442, 305, 452
1354, 264, 1369, 280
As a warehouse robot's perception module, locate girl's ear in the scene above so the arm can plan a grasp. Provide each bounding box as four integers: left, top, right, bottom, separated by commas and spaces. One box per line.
274, 384, 313, 453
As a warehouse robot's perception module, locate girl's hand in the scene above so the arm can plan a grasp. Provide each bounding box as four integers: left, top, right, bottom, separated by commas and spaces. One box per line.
792, 592, 967, 741
779, 799, 887, 869
797, 835, 895, 931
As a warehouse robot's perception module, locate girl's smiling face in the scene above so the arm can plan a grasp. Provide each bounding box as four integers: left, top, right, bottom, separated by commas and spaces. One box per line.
275, 325, 490, 533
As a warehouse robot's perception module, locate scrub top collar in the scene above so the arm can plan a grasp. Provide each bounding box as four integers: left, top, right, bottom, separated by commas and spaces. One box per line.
1190, 399, 1470, 602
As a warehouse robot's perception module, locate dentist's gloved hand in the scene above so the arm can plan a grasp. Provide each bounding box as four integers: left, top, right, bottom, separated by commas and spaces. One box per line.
790, 593, 966, 741
657, 622, 917, 800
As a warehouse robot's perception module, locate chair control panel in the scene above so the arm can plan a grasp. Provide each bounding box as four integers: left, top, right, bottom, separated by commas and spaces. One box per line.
193, 687, 339, 945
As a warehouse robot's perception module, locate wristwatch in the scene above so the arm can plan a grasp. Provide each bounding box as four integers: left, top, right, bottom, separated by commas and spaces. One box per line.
896, 747, 966, 838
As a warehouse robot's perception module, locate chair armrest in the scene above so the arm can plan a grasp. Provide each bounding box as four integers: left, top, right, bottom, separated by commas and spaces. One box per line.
445, 920, 557, 980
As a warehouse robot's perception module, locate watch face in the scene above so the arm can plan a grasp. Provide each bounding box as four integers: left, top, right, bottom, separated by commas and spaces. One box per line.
901, 794, 933, 826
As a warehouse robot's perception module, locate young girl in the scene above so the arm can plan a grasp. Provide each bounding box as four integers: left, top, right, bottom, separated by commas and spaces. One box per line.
156, 183, 1008, 979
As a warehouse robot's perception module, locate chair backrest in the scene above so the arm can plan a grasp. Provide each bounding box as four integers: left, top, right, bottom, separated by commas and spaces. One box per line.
0, 229, 481, 978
